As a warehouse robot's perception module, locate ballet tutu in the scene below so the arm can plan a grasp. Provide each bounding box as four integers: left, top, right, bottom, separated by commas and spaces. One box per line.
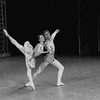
28, 58, 36, 68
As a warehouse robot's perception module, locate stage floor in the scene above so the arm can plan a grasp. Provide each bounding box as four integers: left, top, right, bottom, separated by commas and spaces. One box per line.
0, 55, 100, 100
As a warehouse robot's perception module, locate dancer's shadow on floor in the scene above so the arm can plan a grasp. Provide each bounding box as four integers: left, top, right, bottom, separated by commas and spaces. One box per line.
43, 82, 57, 86
2, 81, 65, 97
34, 81, 60, 91
34, 80, 58, 88
2, 83, 34, 97
4, 83, 55, 97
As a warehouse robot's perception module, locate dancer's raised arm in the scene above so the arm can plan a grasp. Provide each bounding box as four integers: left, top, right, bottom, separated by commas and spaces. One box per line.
51, 29, 60, 41
3, 29, 25, 54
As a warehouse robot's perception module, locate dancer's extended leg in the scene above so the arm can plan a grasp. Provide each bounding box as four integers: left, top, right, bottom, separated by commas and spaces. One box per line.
33, 62, 49, 80
26, 67, 35, 90
51, 59, 64, 86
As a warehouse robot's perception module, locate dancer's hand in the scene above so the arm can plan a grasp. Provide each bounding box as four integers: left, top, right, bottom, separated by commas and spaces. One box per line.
3, 29, 9, 37
55, 29, 60, 33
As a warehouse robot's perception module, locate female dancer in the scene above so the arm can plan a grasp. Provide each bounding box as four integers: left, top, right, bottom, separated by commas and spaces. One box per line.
4, 29, 35, 90
4, 29, 48, 90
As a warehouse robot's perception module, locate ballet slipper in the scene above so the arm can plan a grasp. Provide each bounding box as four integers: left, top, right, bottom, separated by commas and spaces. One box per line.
30, 83, 35, 90
57, 82, 64, 86
25, 82, 35, 90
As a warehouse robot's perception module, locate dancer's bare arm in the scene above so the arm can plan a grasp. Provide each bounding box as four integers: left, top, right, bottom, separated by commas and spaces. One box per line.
40, 46, 49, 53
4, 29, 25, 54
47, 46, 52, 53
51, 29, 60, 41
33, 44, 49, 57
45, 43, 52, 53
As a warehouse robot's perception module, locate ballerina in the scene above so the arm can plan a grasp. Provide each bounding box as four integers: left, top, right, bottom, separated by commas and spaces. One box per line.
4, 29, 35, 90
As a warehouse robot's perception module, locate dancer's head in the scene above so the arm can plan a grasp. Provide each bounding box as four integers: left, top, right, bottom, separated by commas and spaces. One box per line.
24, 41, 33, 52
38, 35, 45, 42
43, 30, 51, 41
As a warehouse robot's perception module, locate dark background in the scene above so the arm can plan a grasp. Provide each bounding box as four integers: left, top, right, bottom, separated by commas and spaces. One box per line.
6, 0, 100, 56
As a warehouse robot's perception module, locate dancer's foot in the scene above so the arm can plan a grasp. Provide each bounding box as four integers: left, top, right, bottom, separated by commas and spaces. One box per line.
25, 82, 31, 87
57, 82, 64, 86
31, 84, 35, 90
25, 82, 35, 90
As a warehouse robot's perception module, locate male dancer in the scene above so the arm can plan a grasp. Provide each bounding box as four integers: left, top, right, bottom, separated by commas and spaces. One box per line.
33, 29, 64, 86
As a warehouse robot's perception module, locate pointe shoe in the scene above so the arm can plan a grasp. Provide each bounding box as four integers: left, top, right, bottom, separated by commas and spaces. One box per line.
30, 84, 35, 90
25, 82, 35, 90
57, 82, 65, 86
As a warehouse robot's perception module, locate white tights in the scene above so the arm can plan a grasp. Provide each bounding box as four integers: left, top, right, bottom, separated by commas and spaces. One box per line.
33, 59, 64, 86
